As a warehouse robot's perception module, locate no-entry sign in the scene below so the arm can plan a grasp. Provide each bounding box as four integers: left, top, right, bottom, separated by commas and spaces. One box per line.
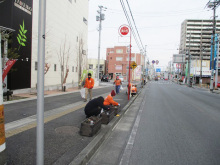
119, 25, 129, 36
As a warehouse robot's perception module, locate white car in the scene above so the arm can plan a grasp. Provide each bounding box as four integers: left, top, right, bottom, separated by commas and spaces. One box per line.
119, 76, 124, 82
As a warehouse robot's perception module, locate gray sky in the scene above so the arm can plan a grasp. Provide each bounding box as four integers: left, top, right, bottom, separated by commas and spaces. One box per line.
88, 0, 219, 69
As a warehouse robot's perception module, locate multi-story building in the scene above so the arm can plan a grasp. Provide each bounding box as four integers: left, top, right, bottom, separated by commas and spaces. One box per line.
179, 19, 220, 83
179, 19, 220, 60
106, 46, 145, 81
87, 58, 105, 78
0, 0, 88, 92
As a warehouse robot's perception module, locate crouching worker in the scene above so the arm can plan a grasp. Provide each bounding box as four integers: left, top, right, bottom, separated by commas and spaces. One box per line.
131, 84, 137, 96
84, 96, 110, 118
104, 90, 120, 107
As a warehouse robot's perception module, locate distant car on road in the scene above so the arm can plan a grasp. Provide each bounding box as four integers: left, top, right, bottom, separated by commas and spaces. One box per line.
155, 77, 158, 81
101, 75, 109, 82
119, 75, 124, 82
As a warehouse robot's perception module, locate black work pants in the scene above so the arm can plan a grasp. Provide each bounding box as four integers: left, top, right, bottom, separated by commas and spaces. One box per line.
85, 107, 102, 118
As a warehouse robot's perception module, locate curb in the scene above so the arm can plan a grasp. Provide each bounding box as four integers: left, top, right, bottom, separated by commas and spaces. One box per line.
3, 86, 108, 105
69, 87, 144, 165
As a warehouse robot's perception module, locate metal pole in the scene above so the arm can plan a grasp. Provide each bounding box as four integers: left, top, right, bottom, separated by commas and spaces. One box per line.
144, 45, 147, 83
128, 29, 131, 100
210, 1, 216, 91
187, 33, 191, 86
37, 0, 46, 164
0, 30, 7, 165
200, 32, 203, 85
97, 7, 102, 81
215, 34, 219, 89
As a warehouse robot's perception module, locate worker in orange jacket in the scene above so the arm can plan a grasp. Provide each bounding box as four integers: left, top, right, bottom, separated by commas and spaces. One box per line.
114, 76, 122, 94
84, 73, 94, 102
131, 84, 137, 96
104, 90, 120, 106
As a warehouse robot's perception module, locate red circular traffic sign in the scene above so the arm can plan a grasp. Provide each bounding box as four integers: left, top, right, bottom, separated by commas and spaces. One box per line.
119, 25, 129, 36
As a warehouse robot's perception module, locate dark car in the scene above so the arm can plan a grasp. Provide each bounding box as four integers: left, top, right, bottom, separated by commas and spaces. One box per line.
101, 75, 109, 82
155, 77, 158, 81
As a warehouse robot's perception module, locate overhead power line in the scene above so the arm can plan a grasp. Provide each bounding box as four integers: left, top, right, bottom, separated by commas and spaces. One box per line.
120, 0, 145, 53
125, 0, 145, 51
120, 0, 142, 51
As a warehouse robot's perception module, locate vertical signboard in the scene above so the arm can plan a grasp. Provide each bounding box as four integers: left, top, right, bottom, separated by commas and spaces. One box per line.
0, 0, 33, 90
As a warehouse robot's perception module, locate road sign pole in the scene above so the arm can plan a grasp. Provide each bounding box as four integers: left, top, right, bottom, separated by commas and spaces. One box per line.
128, 29, 131, 100
37, 0, 46, 164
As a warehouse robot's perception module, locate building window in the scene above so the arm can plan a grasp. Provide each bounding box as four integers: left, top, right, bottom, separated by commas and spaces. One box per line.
115, 65, 122, 70
116, 49, 123, 54
127, 57, 135, 61
89, 64, 93, 69
110, 57, 112, 60
116, 57, 123, 61
54, 64, 57, 71
69, 0, 72, 3
72, 66, 74, 72
100, 65, 103, 70
35, 62, 38, 70
110, 50, 114, 53
83, 17, 88, 25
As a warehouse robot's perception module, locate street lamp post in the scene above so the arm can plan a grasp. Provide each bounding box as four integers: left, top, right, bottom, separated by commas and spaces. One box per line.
36, 0, 46, 164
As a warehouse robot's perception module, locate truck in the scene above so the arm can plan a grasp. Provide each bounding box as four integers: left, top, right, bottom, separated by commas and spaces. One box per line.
164, 72, 168, 80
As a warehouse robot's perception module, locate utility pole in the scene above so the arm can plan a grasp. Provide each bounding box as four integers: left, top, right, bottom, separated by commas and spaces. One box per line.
96, 6, 106, 81
200, 42, 203, 86
187, 33, 192, 87
207, 0, 220, 91
215, 34, 219, 89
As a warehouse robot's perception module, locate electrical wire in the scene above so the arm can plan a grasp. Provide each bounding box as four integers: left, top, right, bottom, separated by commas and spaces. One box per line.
120, 0, 142, 51
125, 0, 145, 51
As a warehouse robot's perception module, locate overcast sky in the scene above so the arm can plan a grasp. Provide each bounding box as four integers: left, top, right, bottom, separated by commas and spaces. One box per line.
88, 0, 220, 69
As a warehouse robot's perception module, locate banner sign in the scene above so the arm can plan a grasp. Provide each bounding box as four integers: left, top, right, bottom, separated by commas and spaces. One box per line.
210, 34, 218, 70
156, 68, 161, 72
2, 60, 17, 82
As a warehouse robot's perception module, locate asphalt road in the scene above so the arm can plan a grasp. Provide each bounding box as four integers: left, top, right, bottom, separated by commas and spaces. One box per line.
125, 80, 220, 165
4, 87, 115, 123
5, 82, 141, 165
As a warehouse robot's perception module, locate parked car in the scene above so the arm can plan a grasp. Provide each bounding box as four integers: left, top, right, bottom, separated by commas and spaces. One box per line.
155, 77, 158, 81
214, 82, 220, 88
118, 75, 124, 82
101, 75, 109, 82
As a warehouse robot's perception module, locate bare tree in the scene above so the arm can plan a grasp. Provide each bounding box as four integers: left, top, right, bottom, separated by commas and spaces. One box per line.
76, 35, 87, 89
57, 37, 71, 91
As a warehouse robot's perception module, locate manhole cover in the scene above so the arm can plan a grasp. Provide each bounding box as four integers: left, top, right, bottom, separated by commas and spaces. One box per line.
55, 126, 79, 136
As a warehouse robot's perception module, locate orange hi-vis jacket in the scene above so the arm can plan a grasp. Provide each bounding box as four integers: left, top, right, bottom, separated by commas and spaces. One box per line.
131, 86, 137, 93
104, 94, 119, 106
84, 78, 94, 89
114, 79, 121, 86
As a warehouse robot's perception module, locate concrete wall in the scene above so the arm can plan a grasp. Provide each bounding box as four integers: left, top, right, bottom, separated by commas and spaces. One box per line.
31, 0, 88, 89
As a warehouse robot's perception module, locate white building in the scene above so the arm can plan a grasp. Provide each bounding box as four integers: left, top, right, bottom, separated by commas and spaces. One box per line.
31, 0, 89, 90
